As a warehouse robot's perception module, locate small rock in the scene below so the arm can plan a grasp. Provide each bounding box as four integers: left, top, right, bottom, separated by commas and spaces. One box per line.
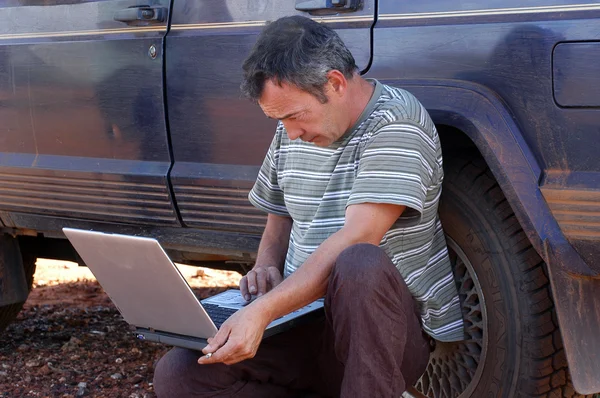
0, 370, 8, 377
59, 376, 67, 383
24, 375, 32, 382
89, 330, 105, 337
111, 373, 123, 380
70, 355, 80, 361
61, 337, 82, 352
38, 364, 52, 376
26, 360, 41, 368
130, 348, 141, 354
91, 351, 102, 359
17, 344, 29, 351
1, 363, 10, 369
77, 382, 87, 388
115, 357, 123, 364
128, 374, 144, 384
76, 386, 88, 397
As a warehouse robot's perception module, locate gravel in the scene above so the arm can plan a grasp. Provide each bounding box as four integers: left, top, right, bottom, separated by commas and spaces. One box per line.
0, 259, 241, 397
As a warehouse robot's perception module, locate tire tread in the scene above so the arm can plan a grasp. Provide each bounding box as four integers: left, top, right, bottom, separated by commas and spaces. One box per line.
445, 155, 592, 398
0, 252, 36, 333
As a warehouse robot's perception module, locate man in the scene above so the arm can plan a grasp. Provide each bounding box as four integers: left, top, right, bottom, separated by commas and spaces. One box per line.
154, 15, 464, 397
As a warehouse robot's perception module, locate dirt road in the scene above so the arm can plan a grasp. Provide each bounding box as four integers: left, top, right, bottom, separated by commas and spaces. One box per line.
0, 259, 241, 397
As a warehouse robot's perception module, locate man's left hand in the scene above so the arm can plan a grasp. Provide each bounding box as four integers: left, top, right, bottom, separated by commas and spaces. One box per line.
197, 302, 272, 365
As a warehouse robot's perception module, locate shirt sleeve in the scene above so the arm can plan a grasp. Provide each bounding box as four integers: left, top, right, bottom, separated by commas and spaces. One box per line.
248, 128, 290, 216
347, 122, 438, 221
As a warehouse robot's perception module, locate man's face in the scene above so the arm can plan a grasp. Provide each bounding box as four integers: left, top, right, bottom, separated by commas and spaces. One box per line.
258, 79, 346, 147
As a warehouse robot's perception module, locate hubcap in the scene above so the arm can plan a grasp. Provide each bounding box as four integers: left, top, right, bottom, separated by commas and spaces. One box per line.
415, 237, 487, 398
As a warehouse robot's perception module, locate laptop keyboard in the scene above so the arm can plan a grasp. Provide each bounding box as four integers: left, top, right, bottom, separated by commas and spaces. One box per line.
202, 303, 238, 329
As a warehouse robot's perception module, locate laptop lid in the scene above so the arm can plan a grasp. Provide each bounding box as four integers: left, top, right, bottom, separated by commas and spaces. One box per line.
62, 228, 218, 339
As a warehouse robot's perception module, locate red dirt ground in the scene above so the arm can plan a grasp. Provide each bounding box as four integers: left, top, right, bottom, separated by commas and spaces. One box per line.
0, 259, 241, 397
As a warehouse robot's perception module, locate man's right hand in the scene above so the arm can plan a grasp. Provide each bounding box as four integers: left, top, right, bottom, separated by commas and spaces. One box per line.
239, 266, 283, 301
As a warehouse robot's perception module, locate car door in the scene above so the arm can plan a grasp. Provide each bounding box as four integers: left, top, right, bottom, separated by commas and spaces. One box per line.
0, 0, 177, 228
166, 0, 375, 234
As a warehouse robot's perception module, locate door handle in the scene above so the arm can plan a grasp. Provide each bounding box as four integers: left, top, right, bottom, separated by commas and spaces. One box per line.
295, 0, 359, 12
114, 6, 167, 23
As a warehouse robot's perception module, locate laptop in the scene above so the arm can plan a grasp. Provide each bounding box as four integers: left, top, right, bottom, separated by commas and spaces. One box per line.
62, 228, 324, 351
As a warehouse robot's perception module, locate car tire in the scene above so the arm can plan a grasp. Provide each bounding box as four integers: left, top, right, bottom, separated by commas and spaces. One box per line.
0, 236, 37, 333
415, 154, 591, 397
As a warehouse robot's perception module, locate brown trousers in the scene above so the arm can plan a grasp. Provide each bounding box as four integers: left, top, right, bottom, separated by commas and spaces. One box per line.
153, 243, 431, 397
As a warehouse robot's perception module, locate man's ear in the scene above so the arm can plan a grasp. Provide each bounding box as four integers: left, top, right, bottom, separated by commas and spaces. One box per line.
326, 70, 348, 97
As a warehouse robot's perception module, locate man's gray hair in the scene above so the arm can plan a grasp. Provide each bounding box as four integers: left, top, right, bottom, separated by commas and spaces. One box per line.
241, 16, 358, 103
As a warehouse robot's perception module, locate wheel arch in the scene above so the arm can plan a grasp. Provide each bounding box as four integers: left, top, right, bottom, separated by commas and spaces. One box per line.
376, 78, 591, 276
377, 78, 600, 394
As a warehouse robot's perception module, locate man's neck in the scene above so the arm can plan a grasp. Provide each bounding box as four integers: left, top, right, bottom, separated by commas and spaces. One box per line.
345, 77, 376, 132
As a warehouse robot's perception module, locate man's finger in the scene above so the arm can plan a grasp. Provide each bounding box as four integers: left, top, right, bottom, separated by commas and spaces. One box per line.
246, 270, 258, 295
239, 275, 250, 301
267, 266, 283, 289
198, 350, 222, 365
199, 339, 249, 366
198, 339, 235, 365
201, 326, 230, 355
255, 268, 268, 296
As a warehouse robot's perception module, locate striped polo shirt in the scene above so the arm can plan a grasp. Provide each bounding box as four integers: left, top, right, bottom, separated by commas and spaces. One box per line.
249, 80, 464, 342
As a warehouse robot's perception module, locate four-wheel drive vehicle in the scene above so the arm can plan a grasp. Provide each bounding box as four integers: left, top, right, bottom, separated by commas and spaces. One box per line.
1, 1, 599, 397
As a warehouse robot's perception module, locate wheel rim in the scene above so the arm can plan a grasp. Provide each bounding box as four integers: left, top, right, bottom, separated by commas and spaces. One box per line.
415, 237, 488, 398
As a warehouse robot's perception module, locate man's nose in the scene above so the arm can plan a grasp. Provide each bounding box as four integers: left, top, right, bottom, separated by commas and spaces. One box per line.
286, 128, 304, 141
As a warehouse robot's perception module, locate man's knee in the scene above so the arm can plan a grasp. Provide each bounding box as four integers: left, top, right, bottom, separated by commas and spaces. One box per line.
153, 348, 200, 396
332, 243, 395, 290
154, 347, 238, 397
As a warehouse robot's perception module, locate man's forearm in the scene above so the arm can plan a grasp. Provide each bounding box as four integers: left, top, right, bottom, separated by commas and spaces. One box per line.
256, 227, 369, 321
255, 203, 405, 322
254, 213, 292, 273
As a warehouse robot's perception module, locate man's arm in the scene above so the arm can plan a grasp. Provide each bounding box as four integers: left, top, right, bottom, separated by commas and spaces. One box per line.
258, 202, 405, 319
200, 202, 405, 365
239, 213, 292, 300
